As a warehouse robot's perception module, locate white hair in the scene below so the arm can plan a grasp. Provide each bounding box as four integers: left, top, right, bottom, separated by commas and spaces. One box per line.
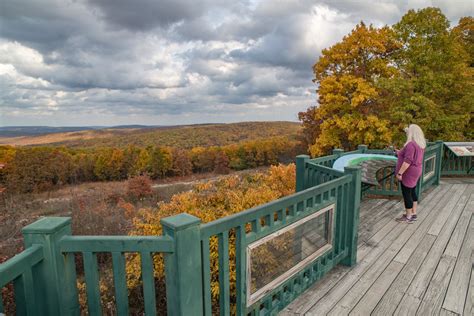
404, 124, 426, 149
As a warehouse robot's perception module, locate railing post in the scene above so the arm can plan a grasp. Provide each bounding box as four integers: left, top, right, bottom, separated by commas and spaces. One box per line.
296, 155, 310, 192
161, 214, 203, 315
357, 145, 368, 153
332, 148, 344, 157
416, 145, 425, 201
342, 166, 361, 267
21, 217, 79, 316
435, 140, 444, 185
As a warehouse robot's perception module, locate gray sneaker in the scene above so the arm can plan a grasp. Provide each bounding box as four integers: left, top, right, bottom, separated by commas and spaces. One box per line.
396, 214, 408, 222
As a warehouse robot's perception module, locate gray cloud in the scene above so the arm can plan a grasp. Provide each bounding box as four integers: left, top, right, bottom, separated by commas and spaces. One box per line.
86, 0, 214, 31
0, 0, 472, 126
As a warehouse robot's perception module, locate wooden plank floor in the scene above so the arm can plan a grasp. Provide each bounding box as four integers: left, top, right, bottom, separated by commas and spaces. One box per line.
280, 178, 474, 316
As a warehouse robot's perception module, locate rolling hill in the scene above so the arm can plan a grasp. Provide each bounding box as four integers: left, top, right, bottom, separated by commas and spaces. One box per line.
0, 121, 302, 149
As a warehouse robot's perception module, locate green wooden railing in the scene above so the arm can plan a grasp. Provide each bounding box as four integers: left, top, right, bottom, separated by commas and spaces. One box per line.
364, 141, 443, 199
199, 160, 360, 314
441, 143, 473, 175
1, 141, 466, 315
0, 165, 361, 316
306, 142, 445, 200
0, 216, 197, 316
59, 235, 176, 315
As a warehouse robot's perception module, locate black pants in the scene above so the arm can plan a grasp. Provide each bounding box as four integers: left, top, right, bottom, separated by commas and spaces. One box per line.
401, 182, 418, 209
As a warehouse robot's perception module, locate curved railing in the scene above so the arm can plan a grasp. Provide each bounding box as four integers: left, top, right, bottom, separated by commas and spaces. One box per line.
303, 142, 445, 200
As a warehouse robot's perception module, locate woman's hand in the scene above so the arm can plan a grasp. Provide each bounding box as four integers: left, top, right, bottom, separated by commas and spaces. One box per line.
396, 173, 402, 181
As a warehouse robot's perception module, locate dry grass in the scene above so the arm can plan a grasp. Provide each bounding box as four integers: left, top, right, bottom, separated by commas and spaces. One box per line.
0, 168, 265, 259
0, 128, 138, 146
0, 177, 189, 259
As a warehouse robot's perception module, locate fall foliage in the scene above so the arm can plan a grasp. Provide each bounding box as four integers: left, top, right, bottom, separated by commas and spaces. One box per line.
0, 122, 301, 148
300, 8, 473, 156
126, 164, 296, 313
0, 137, 303, 194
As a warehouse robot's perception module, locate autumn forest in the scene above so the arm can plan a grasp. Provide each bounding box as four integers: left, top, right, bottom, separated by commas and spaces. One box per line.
0, 7, 472, 315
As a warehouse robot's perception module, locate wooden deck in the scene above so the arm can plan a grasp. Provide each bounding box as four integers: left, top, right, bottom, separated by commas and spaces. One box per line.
280, 178, 473, 315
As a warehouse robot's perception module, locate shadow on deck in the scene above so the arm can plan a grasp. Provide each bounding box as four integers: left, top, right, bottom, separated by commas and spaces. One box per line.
280, 178, 474, 315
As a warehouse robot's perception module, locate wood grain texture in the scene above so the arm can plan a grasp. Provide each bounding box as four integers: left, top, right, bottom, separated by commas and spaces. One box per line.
280, 182, 473, 316
442, 212, 473, 314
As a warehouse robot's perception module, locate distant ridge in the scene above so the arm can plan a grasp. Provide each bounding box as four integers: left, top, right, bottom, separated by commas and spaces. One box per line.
0, 121, 301, 148
0, 122, 293, 138
0, 125, 161, 137
0, 126, 104, 137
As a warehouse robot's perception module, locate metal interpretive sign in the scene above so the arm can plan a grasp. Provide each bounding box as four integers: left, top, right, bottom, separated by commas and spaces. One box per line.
444, 142, 474, 157
246, 204, 335, 306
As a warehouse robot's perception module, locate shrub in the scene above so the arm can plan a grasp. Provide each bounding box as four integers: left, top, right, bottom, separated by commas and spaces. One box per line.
127, 175, 153, 200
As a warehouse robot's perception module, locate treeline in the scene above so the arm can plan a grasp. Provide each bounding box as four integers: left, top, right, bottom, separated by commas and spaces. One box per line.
0, 137, 304, 193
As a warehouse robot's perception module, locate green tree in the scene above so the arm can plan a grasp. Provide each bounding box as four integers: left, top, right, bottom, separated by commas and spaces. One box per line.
48, 149, 74, 186
383, 8, 472, 142
452, 16, 474, 139
148, 146, 172, 178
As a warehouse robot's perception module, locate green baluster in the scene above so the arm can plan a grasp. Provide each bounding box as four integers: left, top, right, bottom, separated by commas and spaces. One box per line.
218, 231, 230, 316
140, 252, 156, 316
111, 252, 129, 316
83, 252, 101, 316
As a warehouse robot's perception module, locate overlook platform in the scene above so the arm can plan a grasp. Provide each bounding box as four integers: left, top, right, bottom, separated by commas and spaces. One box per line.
281, 178, 473, 316
1, 142, 470, 315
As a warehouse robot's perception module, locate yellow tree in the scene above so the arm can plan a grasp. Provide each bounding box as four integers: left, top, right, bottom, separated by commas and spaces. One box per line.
123, 164, 296, 313
300, 23, 400, 156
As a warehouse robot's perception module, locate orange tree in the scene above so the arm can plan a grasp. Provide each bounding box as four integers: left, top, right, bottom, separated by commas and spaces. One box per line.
300, 22, 399, 156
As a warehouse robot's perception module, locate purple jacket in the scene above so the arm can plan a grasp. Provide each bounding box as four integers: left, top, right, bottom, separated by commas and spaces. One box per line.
396, 141, 424, 188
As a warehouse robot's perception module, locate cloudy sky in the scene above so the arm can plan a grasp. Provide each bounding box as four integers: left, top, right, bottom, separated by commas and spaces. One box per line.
0, 0, 472, 126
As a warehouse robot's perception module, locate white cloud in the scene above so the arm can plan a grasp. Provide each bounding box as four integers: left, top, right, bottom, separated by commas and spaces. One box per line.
0, 0, 471, 126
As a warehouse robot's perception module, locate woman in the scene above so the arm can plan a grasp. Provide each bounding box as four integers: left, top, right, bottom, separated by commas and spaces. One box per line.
395, 124, 426, 223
